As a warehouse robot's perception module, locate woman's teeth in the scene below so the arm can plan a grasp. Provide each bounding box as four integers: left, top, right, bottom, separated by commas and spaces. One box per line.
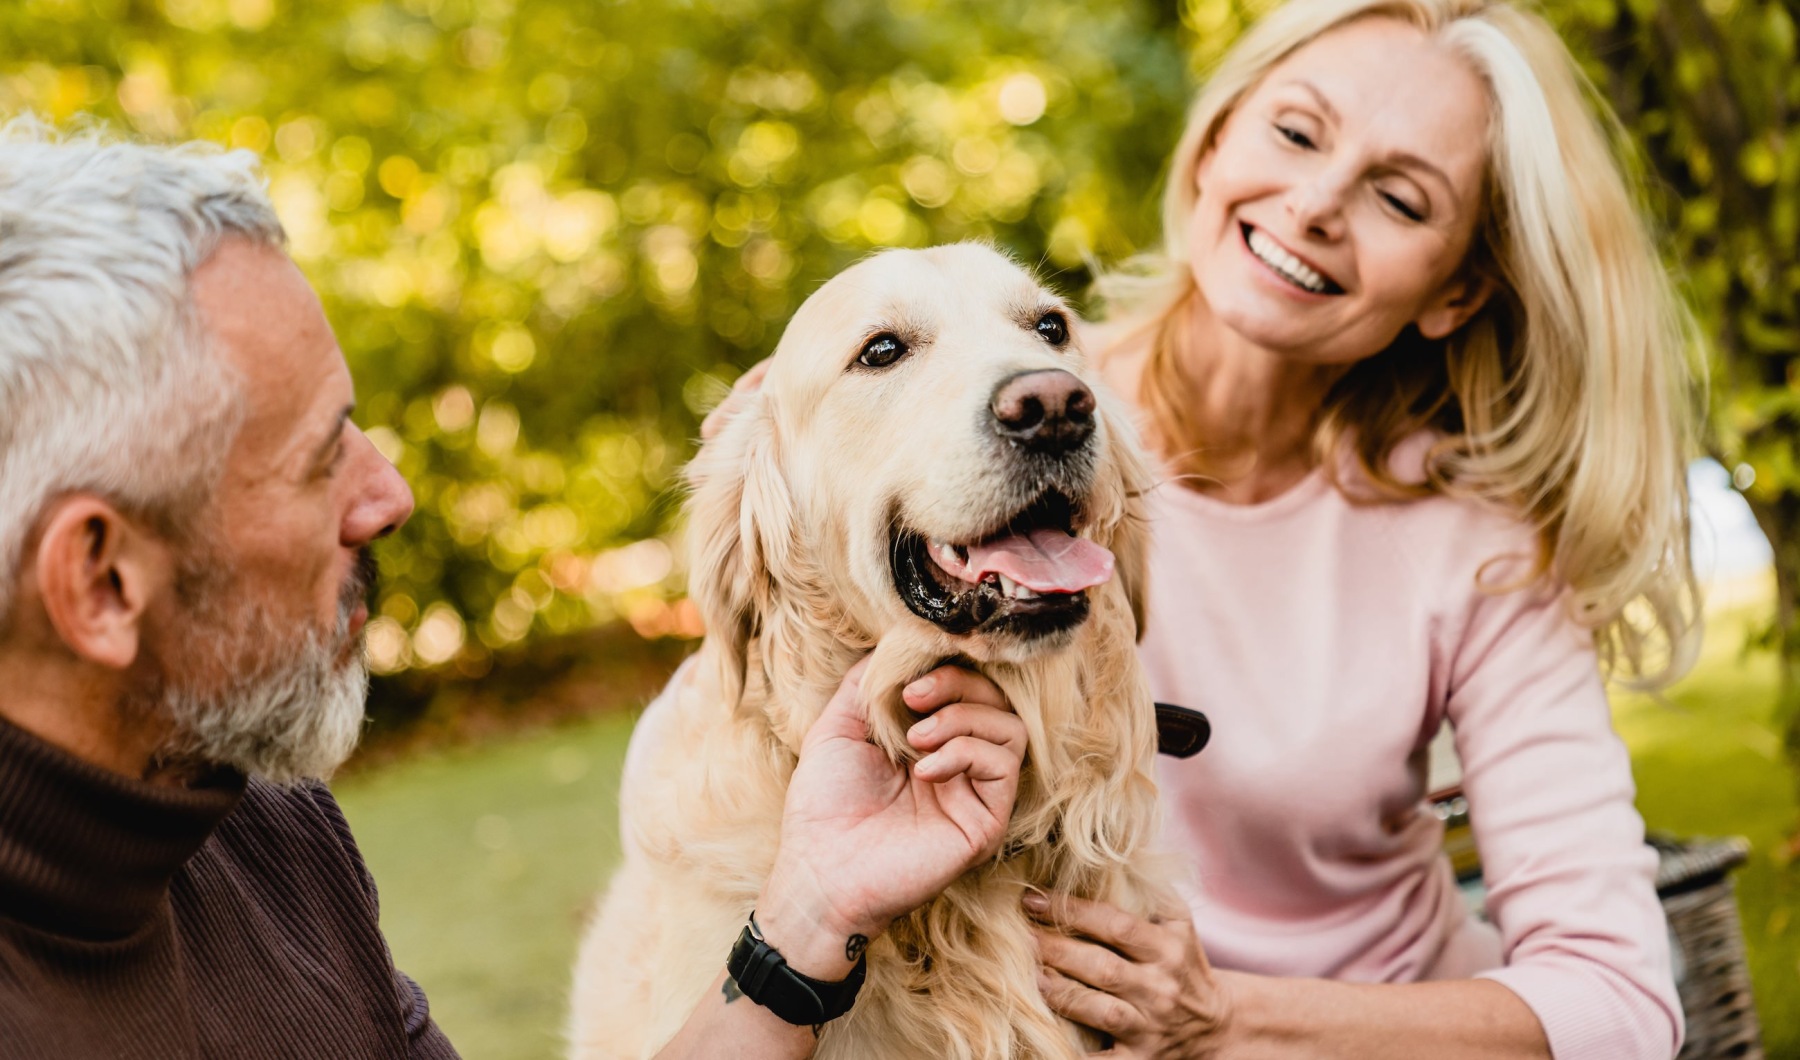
1246, 227, 1332, 294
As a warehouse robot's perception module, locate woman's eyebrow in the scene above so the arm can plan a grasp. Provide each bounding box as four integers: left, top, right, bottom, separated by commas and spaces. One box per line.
1380, 149, 1453, 197
1289, 78, 1341, 124
1289, 77, 1455, 203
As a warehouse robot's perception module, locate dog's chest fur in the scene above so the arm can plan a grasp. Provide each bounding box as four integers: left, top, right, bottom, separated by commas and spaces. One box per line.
629, 619, 1167, 1060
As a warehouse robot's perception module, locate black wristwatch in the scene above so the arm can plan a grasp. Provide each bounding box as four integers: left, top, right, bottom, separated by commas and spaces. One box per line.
724, 911, 867, 1026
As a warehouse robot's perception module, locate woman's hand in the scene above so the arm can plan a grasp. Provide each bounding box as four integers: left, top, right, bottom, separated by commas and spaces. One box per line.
755, 659, 1028, 978
1029, 892, 1234, 1059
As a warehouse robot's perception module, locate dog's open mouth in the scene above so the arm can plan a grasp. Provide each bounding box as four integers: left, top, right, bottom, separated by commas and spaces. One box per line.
890, 490, 1113, 638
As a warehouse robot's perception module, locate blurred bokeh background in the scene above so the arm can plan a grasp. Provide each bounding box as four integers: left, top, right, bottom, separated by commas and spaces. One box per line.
2, 0, 1796, 1056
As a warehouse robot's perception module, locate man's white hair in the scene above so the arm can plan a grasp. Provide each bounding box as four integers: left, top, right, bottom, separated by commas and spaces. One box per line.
0, 116, 284, 620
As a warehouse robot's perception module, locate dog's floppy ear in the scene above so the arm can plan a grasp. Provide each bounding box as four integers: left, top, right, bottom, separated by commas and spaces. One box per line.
685, 392, 793, 708
1100, 403, 1154, 641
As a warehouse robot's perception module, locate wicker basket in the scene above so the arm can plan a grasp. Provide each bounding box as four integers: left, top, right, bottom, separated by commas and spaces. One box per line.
1655, 836, 1764, 1060
1432, 789, 1763, 1059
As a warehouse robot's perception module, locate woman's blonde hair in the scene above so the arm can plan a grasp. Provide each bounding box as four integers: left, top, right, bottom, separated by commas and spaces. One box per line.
1098, 0, 1703, 687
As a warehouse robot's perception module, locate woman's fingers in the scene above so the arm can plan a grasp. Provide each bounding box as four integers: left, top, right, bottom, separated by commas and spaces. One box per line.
1036, 929, 1144, 997
1026, 892, 1172, 965
903, 665, 1008, 713
908, 702, 1027, 759
1038, 966, 1145, 1040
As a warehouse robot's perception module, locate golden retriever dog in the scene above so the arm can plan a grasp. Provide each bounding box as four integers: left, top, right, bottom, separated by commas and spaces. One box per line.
569, 243, 1174, 1059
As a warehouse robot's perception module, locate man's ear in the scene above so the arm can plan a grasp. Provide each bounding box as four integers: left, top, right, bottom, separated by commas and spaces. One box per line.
1415, 269, 1495, 341
30, 496, 170, 670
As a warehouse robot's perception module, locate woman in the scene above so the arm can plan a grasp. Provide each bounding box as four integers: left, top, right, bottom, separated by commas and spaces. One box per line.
1028, 1, 1699, 1057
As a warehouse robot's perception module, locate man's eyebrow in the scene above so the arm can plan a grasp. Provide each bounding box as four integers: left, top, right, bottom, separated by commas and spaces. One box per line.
309, 404, 355, 468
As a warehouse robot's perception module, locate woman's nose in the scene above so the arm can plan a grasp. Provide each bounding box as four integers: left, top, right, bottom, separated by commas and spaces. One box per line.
1285, 170, 1350, 241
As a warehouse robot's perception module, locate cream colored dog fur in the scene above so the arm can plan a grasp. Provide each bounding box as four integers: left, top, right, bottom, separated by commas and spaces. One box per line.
569, 243, 1175, 1059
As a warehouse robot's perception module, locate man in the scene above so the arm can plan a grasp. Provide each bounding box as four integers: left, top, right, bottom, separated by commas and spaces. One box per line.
0, 118, 1031, 1060
0, 120, 454, 1057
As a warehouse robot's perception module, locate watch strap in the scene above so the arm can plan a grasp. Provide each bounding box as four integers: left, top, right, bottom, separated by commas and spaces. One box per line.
725, 913, 867, 1026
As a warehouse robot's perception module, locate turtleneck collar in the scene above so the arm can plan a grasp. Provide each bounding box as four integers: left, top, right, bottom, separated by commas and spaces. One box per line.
0, 712, 245, 940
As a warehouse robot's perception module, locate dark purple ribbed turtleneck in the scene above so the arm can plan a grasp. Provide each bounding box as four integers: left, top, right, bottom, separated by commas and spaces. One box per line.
0, 713, 459, 1059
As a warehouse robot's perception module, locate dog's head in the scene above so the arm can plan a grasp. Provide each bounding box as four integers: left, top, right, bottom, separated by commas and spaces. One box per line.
687, 243, 1151, 747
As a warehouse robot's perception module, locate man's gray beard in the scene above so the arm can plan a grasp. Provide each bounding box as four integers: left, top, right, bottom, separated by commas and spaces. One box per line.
131, 553, 373, 786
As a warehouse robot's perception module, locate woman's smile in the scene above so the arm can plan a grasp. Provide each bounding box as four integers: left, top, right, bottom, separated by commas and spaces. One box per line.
1238, 221, 1345, 297
1187, 17, 1492, 364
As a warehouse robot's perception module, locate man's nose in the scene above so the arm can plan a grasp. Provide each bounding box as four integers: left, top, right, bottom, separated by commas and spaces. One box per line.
342, 429, 415, 546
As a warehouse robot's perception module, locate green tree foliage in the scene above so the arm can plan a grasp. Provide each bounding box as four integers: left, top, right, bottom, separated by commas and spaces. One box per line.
1551, 0, 1800, 819
0, 0, 1191, 688
9, 0, 1800, 786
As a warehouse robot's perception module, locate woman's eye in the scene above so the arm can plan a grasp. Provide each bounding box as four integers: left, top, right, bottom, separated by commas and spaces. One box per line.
1035, 311, 1069, 347
1380, 191, 1424, 222
1275, 123, 1315, 149
857, 332, 908, 368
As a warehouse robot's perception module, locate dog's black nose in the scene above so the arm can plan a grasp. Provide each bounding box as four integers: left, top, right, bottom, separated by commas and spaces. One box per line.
991, 369, 1095, 455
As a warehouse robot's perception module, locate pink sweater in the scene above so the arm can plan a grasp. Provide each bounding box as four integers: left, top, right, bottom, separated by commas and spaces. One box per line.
1141, 449, 1682, 1058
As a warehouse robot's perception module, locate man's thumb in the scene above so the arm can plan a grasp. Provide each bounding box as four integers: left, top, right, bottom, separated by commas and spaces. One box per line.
807, 656, 872, 745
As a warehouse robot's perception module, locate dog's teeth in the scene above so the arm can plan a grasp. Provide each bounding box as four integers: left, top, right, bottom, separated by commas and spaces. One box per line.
994, 574, 1037, 600
929, 540, 962, 570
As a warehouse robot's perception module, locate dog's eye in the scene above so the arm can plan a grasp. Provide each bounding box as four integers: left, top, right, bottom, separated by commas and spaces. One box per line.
857, 332, 908, 369
1035, 312, 1069, 347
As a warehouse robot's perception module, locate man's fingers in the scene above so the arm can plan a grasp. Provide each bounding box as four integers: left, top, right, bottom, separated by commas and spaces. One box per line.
1025, 892, 1171, 964
1038, 966, 1144, 1040
913, 735, 1022, 786
907, 702, 1028, 759
902, 665, 1008, 713
804, 656, 872, 747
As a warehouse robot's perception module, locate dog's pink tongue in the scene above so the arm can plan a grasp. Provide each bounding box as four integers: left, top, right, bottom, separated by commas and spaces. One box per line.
966, 530, 1115, 592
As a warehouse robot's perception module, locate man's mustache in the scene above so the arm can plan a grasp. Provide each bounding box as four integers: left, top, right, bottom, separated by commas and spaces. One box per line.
340, 547, 379, 620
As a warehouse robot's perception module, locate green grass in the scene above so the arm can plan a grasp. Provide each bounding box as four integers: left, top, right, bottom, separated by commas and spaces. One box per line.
336, 709, 639, 1060
340, 619, 1800, 1060
1615, 603, 1800, 1058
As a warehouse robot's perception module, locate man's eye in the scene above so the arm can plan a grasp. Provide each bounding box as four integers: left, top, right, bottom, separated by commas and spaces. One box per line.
1276, 124, 1315, 149
857, 332, 908, 369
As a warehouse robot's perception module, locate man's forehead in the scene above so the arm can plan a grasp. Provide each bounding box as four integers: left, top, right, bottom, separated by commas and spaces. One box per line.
189, 239, 351, 457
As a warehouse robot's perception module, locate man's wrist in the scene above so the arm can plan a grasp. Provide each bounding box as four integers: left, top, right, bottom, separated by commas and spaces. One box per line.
753, 872, 880, 981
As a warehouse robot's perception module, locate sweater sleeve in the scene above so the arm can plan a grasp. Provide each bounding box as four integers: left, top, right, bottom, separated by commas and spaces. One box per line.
305, 783, 463, 1059
1440, 563, 1682, 1060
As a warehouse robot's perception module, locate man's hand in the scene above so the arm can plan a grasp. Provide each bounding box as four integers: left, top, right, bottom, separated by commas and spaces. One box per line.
754, 659, 1026, 978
